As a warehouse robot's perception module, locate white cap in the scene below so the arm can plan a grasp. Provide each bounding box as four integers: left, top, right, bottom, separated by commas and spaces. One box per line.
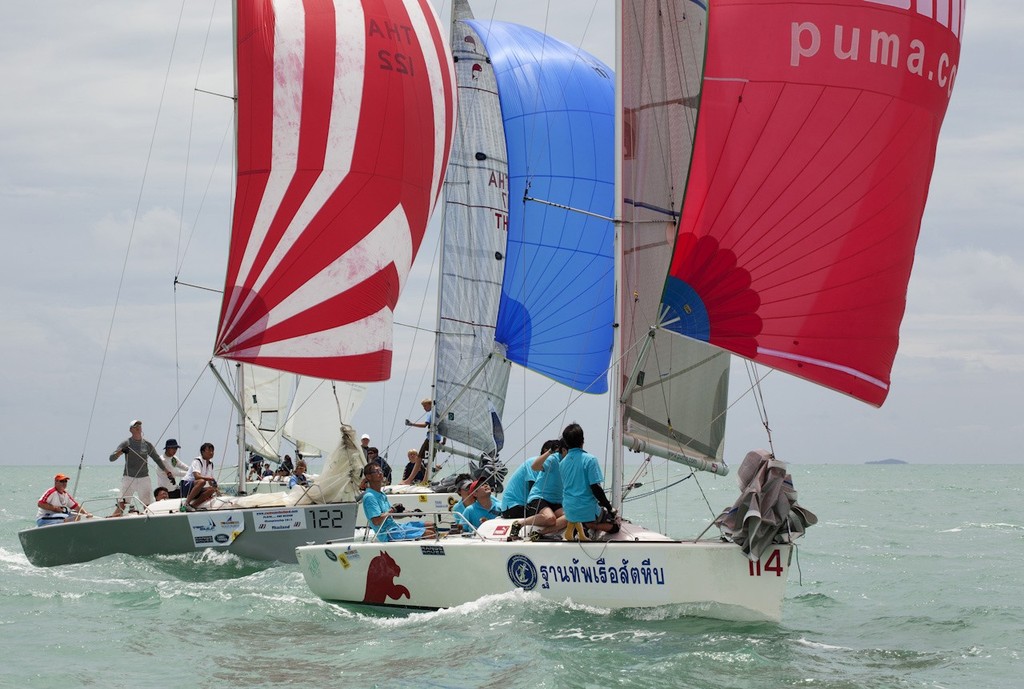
130, 419, 143, 428
361, 434, 370, 440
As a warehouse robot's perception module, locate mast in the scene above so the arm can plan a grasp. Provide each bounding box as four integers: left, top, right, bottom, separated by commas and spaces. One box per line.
422, 0, 462, 483
610, 0, 624, 514
231, 0, 244, 492
235, 363, 246, 491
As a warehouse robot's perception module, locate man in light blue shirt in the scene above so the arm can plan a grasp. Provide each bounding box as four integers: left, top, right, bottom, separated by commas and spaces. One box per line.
361, 464, 435, 542
558, 423, 618, 541
522, 439, 567, 539
501, 456, 540, 520
461, 477, 503, 528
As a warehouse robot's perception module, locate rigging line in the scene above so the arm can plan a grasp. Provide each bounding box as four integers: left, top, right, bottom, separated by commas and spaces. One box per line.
151, 359, 217, 454
172, 3, 218, 442
622, 472, 693, 502
388, 216, 443, 455
176, 118, 234, 277
193, 87, 234, 100
213, 361, 235, 483
393, 320, 438, 334
173, 278, 223, 294
176, 0, 216, 272
174, 276, 181, 442
748, 360, 775, 455
498, 321, 648, 467
77, 0, 189, 467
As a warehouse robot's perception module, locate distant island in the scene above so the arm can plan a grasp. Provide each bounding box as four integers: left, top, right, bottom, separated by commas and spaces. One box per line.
866, 458, 907, 465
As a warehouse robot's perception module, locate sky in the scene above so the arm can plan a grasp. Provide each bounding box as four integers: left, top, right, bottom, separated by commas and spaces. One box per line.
0, 0, 1020, 472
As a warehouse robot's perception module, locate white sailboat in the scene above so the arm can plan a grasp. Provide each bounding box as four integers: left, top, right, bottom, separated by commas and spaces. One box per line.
18, 0, 457, 568
295, 0, 964, 622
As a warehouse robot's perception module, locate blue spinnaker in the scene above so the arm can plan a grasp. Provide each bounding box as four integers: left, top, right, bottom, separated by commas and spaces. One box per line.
467, 20, 614, 394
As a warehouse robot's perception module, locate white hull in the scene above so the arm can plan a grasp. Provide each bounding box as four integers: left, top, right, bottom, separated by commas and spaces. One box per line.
296, 519, 792, 622
20, 488, 460, 567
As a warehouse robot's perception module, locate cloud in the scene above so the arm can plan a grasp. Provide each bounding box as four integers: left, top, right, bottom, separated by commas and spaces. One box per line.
901, 249, 1024, 373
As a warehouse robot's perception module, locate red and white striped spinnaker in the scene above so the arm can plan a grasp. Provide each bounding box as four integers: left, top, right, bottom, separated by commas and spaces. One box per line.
215, 0, 455, 381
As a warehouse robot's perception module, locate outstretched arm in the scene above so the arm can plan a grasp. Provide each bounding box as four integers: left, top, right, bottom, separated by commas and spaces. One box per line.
531, 450, 553, 471
109, 442, 128, 462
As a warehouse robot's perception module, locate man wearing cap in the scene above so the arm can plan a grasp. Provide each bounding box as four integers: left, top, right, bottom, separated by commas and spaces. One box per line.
157, 438, 188, 498
405, 398, 446, 462
366, 446, 392, 484
109, 420, 174, 507
36, 474, 92, 526
446, 474, 474, 532
461, 477, 503, 529
360, 433, 371, 458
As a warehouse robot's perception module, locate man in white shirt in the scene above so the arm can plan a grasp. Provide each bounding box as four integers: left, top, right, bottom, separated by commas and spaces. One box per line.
157, 438, 188, 498
180, 442, 218, 511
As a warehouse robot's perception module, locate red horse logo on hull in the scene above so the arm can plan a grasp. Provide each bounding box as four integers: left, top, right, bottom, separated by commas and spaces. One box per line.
363, 551, 410, 603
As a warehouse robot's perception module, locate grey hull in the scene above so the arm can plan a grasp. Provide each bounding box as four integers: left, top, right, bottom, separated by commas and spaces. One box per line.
18, 503, 358, 568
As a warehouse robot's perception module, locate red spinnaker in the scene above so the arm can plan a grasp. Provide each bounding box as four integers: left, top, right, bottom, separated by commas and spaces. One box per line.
666, 0, 964, 405
215, 0, 455, 381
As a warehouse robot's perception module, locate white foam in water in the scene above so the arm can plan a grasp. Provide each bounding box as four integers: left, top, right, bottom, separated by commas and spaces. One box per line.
796, 637, 851, 651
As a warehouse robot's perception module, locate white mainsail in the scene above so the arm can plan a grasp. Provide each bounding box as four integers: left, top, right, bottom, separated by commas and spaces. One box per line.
617, 0, 729, 476
431, 0, 512, 458
283, 377, 367, 458
241, 364, 293, 460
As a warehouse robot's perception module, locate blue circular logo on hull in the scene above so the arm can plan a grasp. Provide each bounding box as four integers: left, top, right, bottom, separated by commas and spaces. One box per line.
507, 554, 538, 591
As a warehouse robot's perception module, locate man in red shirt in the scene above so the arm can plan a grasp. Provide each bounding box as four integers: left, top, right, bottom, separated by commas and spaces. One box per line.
36, 473, 92, 527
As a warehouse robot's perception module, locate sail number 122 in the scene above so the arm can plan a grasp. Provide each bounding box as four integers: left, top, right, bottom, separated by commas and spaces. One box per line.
748, 549, 784, 577
311, 508, 346, 529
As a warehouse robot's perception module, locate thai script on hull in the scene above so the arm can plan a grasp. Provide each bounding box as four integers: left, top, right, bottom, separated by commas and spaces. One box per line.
539, 557, 665, 589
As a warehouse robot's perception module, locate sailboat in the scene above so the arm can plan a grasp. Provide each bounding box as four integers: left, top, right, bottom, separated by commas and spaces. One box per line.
18, 0, 457, 568
295, 0, 964, 622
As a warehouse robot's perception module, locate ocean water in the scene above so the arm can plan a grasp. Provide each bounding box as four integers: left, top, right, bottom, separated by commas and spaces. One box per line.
1, 464, 1020, 689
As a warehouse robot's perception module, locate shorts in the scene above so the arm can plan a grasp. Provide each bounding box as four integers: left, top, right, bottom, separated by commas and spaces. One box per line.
528, 498, 562, 514
179, 480, 194, 500
501, 504, 528, 519
120, 475, 154, 506
377, 521, 427, 542
36, 516, 69, 527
